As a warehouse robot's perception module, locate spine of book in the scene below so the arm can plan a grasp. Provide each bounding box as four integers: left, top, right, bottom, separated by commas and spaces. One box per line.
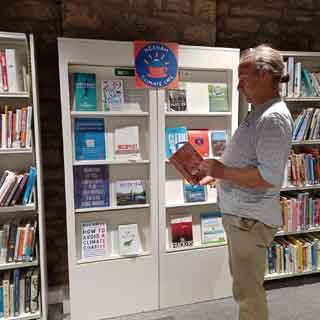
11, 172, 29, 206
13, 268, 20, 316
22, 167, 36, 205
6, 222, 17, 263
24, 270, 32, 313
25, 106, 32, 148
30, 269, 39, 313
3, 271, 10, 318
1, 113, 7, 148
19, 274, 25, 315
0, 51, 8, 92
0, 286, 4, 318
4, 174, 23, 206
9, 283, 14, 317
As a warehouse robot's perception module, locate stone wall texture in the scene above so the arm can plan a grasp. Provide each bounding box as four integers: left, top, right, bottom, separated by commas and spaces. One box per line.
0, 0, 320, 289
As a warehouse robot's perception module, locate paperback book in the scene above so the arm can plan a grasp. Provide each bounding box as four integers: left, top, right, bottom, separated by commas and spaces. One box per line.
116, 179, 146, 206
208, 83, 229, 112
211, 130, 227, 157
183, 180, 206, 202
73, 73, 97, 111
165, 126, 188, 158
188, 129, 209, 157
81, 222, 107, 259
170, 214, 193, 248
114, 125, 141, 160
101, 79, 124, 111
74, 165, 109, 209
200, 212, 226, 245
169, 142, 204, 185
118, 223, 139, 256
74, 118, 106, 160
167, 89, 187, 111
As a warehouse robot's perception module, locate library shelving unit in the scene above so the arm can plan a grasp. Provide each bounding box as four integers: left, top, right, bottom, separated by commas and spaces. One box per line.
157, 46, 239, 308
264, 51, 320, 281
0, 32, 47, 319
58, 38, 159, 319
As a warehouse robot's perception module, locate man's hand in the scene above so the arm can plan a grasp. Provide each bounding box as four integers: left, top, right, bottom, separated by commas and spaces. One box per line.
198, 159, 225, 185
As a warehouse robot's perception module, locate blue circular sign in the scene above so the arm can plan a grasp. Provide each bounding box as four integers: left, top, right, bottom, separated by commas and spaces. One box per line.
135, 43, 178, 88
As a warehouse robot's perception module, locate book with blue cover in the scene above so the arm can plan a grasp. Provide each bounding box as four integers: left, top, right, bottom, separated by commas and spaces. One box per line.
74, 165, 109, 209
165, 126, 188, 158
74, 118, 106, 160
200, 211, 226, 245
183, 180, 206, 202
73, 73, 97, 111
22, 166, 36, 205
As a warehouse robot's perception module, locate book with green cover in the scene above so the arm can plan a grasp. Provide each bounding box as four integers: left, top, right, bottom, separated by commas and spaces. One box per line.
208, 83, 229, 112
73, 73, 97, 111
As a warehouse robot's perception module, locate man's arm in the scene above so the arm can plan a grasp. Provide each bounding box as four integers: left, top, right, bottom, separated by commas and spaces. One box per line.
198, 159, 273, 189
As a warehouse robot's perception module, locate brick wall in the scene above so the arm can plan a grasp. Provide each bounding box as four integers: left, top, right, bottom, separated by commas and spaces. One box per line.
0, 0, 320, 289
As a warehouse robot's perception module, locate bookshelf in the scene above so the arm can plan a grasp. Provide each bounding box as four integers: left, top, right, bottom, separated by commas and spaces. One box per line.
157, 47, 239, 308
264, 51, 320, 280
58, 38, 159, 320
0, 32, 47, 319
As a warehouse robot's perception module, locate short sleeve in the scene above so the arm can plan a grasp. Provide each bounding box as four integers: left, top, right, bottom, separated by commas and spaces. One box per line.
256, 114, 292, 187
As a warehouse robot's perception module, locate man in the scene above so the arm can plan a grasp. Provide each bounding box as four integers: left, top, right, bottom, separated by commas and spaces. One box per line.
199, 45, 293, 320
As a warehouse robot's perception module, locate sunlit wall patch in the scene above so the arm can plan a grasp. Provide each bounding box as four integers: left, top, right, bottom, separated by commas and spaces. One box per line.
134, 41, 179, 89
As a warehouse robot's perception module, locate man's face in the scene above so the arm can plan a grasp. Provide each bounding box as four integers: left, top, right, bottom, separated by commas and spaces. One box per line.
237, 59, 261, 104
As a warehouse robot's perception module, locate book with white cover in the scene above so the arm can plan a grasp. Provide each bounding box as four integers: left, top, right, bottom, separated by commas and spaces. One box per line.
5, 49, 25, 92
114, 125, 141, 160
81, 222, 107, 259
200, 212, 226, 245
118, 223, 140, 256
101, 79, 124, 111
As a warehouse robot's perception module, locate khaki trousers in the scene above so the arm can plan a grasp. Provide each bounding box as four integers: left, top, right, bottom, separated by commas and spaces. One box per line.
222, 214, 277, 320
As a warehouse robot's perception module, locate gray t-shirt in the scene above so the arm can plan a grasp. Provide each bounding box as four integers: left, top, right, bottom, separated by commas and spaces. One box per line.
218, 97, 293, 227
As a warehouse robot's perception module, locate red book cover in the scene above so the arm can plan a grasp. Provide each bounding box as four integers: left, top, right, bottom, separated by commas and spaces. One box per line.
188, 129, 209, 157
170, 215, 193, 248
169, 142, 204, 185
0, 51, 8, 91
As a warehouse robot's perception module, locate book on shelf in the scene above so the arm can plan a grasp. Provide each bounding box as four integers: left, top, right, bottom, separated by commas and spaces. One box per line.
115, 179, 146, 206
74, 118, 106, 160
114, 125, 141, 160
183, 180, 206, 202
200, 212, 226, 245
74, 165, 109, 209
165, 126, 188, 158
208, 83, 229, 112
167, 89, 187, 111
81, 222, 107, 259
211, 130, 227, 157
72, 72, 97, 111
118, 223, 140, 256
101, 79, 124, 111
188, 129, 209, 157
170, 214, 193, 248
169, 142, 204, 185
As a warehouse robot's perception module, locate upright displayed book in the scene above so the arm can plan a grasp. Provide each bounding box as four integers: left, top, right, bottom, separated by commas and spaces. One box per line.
74, 118, 106, 160
0, 32, 47, 319
118, 223, 140, 256
200, 212, 226, 245
73, 72, 97, 111
102, 79, 124, 111
167, 89, 187, 111
208, 83, 229, 112
211, 130, 227, 157
115, 179, 146, 206
165, 126, 188, 158
114, 125, 140, 160
170, 214, 193, 248
188, 129, 209, 157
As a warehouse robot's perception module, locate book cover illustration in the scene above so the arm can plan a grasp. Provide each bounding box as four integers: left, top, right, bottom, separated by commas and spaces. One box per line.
211, 130, 227, 157
208, 83, 229, 112
170, 214, 193, 248
183, 180, 206, 202
169, 142, 204, 185
114, 125, 141, 160
118, 224, 139, 256
116, 179, 146, 206
74, 165, 109, 209
101, 79, 124, 111
167, 89, 187, 111
73, 73, 97, 111
165, 126, 188, 158
188, 129, 209, 157
200, 212, 226, 245
74, 118, 106, 160
81, 222, 107, 259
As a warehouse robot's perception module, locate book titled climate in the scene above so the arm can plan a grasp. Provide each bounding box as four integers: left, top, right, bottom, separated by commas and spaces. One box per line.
118, 223, 140, 256
81, 222, 107, 259
73, 73, 97, 111
74, 118, 106, 160
101, 79, 124, 111
115, 179, 146, 206
74, 165, 109, 209
165, 126, 188, 158
170, 214, 193, 248
208, 83, 229, 112
200, 212, 226, 245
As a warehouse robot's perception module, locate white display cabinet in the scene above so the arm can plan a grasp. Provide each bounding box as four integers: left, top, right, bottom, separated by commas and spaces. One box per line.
157, 46, 239, 308
0, 32, 48, 319
58, 38, 159, 320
